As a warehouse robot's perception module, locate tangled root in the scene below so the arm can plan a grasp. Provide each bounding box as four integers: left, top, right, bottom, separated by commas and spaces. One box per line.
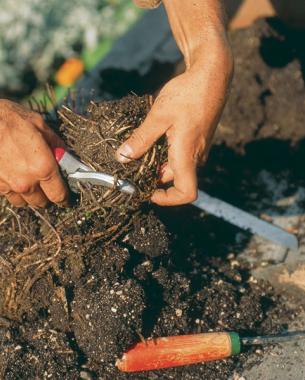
0, 94, 166, 320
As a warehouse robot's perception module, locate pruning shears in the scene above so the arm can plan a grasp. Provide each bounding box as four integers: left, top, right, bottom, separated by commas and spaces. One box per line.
52, 148, 298, 251
52, 147, 136, 195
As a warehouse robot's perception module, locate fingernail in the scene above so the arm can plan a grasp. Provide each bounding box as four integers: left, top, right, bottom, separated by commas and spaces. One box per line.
116, 144, 134, 163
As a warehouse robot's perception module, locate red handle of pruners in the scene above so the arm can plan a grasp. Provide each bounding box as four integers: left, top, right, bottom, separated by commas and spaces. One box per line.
52, 147, 65, 163
52, 147, 90, 175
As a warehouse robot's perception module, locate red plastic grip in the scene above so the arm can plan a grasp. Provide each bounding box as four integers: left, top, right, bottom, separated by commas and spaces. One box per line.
116, 333, 233, 372
52, 147, 65, 162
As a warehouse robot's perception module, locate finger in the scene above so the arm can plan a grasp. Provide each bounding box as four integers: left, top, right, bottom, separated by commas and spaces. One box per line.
152, 135, 198, 206
40, 168, 69, 206
0, 179, 10, 195
6, 192, 27, 207
21, 186, 49, 208
152, 169, 197, 206
116, 108, 167, 163
22, 124, 69, 206
159, 163, 174, 184
0, 180, 26, 207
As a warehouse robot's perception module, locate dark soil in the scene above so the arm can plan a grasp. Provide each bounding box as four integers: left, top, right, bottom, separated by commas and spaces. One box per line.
0, 17, 305, 380
215, 18, 305, 150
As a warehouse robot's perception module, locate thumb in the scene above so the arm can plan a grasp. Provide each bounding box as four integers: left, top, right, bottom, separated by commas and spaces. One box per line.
116, 109, 166, 163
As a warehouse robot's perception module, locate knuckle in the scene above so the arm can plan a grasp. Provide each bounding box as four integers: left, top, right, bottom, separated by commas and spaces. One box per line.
184, 188, 198, 204
30, 158, 55, 179
154, 90, 169, 108
190, 138, 207, 163
131, 128, 147, 147
30, 112, 45, 127
11, 180, 32, 195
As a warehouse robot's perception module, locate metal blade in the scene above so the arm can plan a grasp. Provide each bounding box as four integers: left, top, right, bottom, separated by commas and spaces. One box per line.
242, 331, 305, 346
58, 150, 91, 175
69, 171, 136, 195
192, 190, 298, 250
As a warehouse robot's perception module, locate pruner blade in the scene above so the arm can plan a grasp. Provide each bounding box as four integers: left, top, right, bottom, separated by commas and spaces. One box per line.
52, 147, 136, 195
69, 171, 136, 195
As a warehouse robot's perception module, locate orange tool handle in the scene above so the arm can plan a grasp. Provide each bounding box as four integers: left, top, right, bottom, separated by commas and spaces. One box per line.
116, 332, 241, 372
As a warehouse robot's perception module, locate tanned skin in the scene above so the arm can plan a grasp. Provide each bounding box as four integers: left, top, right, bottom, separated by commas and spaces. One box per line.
0, 100, 68, 207
116, 0, 233, 205
0, 0, 232, 207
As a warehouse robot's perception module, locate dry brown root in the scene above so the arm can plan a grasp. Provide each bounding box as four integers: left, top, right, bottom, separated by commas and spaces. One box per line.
0, 94, 166, 320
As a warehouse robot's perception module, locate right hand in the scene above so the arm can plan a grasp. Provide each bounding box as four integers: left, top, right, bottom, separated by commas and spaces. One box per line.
0, 99, 68, 208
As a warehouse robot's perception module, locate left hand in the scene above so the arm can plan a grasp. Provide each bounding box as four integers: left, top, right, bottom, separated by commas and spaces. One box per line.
116, 49, 233, 206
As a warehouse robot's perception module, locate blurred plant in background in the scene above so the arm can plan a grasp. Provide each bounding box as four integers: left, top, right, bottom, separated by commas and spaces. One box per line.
0, 0, 139, 99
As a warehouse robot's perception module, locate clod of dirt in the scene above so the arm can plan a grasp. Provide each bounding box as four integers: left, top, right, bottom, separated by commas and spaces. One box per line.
71, 277, 145, 367
128, 211, 170, 257
215, 18, 305, 151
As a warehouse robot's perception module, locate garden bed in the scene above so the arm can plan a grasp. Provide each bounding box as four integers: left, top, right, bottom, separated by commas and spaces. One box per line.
0, 17, 305, 380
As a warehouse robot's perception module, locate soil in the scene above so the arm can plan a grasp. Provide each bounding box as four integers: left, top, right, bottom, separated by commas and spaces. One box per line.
0, 17, 305, 380
215, 17, 305, 150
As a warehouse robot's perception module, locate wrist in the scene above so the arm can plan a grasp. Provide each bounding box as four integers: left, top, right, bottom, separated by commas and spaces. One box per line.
191, 37, 233, 79
187, 23, 233, 69
163, 0, 230, 67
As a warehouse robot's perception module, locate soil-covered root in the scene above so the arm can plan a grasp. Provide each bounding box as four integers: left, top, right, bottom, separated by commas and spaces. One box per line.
0, 94, 166, 321
60, 94, 166, 210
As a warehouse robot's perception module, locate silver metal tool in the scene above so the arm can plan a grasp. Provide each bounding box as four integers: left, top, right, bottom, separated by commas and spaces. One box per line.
53, 147, 298, 249
242, 330, 305, 346
193, 190, 299, 251
53, 147, 136, 195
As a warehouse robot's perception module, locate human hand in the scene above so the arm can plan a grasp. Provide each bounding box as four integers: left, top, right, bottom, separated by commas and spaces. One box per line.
0, 99, 68, 207
116, 47, 233, 206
